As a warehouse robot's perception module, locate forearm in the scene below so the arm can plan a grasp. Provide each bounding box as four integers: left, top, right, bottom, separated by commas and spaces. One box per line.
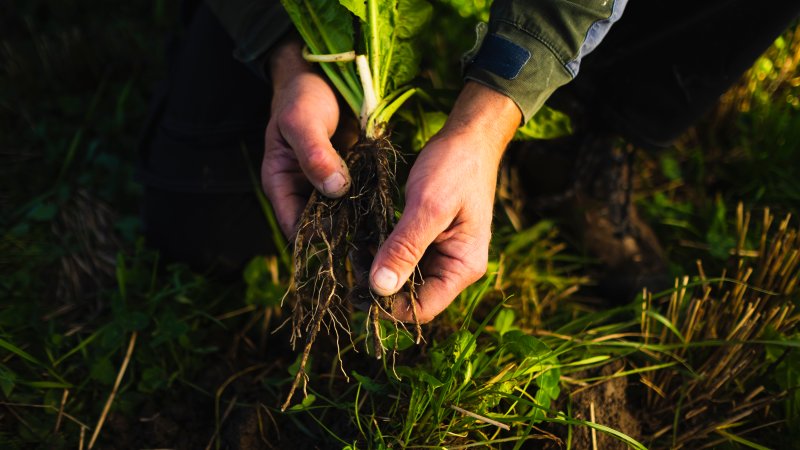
268, 35, 310, 88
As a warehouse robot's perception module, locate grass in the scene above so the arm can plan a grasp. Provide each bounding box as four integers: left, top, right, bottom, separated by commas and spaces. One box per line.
1, 2, 799, 449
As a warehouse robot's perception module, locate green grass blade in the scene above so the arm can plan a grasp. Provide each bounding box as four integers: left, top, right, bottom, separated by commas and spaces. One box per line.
578, 362, 678, 383
715, 429, 771, 450
23, 380, 72, 389
0, 337, 42, 366
53, 325, 108, 367
548, 416, 648, 450
644, 310, 686, 343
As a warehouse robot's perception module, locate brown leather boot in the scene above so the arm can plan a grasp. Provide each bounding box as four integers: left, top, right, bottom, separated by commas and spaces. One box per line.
503, 133, 671, 303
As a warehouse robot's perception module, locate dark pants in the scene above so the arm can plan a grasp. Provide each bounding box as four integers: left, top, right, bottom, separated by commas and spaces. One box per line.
138, 4, 274, 276
564, 0, 800, 148
138, 1, 799, 274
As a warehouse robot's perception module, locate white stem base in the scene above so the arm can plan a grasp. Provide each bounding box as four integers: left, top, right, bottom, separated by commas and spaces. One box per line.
356, 54, 378, 133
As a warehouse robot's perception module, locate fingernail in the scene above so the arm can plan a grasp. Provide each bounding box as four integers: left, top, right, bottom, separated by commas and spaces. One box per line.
322, 172, 347, 196
372, 267, 398, 295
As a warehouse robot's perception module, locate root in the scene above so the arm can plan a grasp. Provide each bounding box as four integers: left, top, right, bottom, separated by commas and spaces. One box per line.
282, 134, 423, 410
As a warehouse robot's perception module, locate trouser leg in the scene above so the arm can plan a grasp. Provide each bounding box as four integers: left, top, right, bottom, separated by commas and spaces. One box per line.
557, 0, 800, 147
138, 3, 274, 276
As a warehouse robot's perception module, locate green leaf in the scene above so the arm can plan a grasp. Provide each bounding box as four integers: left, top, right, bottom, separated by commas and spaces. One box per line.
0, 365, 16, 397
536, 367, 561, 401
352, 370, 386, 393
493, 308, 516, 336
151, 313, 189, 347
514, 105, 573, 140
366, 0, 432, 100
503, 330, 549, 359
396, 365, 444, 388
385, 41, 421, 93
380, 322, 415, 351
243, 257, 284, 307
366, 0, 392, 98
395, 0, 432, 39
138, 366, 167, 393
452, 330, 477, 361
282, 0, 353, 54
339, 0, 365, 20
532, 388, 552, 422
90, 358, 116, 385
412, 111, 447, 151
312, 0, 356, 54
290, 394, 316, 411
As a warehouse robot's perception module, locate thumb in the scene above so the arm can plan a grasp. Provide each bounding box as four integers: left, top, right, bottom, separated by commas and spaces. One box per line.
279, 113, 351, 197
370, 197, 454, 296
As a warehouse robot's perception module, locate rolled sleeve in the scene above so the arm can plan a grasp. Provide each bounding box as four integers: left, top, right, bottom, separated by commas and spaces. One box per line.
465, 0, 628, 122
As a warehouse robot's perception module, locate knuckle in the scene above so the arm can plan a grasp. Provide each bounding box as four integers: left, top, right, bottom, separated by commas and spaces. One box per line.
280, 218, 298, 237
276, 108, 304, 134
382, 237, 424, 269
416, 191, 449, 219
417, 311, 436, 324
467, 259, 488, 282
469, 245, 490, 279
301, 146, 334, 176
457, 249, 488, 285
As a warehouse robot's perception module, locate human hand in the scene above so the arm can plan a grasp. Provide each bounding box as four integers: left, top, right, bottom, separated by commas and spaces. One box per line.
369, 82, 521, 322
261, 38, 353, 236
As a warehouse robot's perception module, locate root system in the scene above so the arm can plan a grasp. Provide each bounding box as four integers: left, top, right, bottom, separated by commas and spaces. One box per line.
281, 134, 421, 410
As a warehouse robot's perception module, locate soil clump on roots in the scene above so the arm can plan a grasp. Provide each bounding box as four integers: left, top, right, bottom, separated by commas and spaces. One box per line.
282, 133, 421, 410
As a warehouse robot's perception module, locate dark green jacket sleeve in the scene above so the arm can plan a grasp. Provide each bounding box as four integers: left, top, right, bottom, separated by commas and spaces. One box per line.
465, 0, 628, 122
206, 0, 292, 79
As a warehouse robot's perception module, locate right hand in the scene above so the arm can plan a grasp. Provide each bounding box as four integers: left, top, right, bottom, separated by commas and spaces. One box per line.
261, 38, 352, 237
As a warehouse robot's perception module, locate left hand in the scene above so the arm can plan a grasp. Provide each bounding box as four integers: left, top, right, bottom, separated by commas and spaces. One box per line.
369, 82, 521, 322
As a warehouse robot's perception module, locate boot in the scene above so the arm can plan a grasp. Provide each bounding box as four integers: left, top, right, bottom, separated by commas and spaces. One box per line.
503, 132, 671, 304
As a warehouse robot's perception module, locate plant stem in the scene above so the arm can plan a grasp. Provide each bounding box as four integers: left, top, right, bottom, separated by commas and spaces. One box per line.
367, 0, 381, 98
302, 47, 356, 63
356, 55, 379, 135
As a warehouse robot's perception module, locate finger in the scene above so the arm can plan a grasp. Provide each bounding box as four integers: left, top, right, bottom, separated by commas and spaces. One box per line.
277, 109, 350, 198
262, 122, 314, 236
261, 150, 313, 237
390, 234, 489, 323
369, 194, 456, 297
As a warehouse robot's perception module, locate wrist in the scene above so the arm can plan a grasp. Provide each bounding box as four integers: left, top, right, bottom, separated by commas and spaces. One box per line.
438, 81, 521, 164
268, 35, 312, 89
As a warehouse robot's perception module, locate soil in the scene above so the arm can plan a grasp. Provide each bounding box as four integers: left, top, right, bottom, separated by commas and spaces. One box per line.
568, 360, 642, 450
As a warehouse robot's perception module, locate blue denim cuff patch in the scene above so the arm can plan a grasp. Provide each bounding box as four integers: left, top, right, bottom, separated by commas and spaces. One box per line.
471, 33, 531, 80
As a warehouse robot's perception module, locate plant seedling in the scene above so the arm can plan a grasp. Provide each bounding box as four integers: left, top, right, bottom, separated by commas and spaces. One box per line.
279, 0, 433, 410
